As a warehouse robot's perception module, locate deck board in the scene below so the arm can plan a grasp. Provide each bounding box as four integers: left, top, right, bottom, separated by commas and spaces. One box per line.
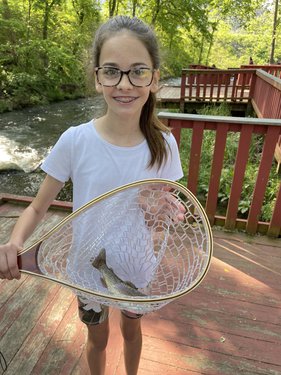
0, 198, 280, 374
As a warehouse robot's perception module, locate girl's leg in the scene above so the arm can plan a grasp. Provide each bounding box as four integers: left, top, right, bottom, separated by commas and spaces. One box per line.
86, 318, 110, 375
120, 312, 143, 375
77, 299, 109, 375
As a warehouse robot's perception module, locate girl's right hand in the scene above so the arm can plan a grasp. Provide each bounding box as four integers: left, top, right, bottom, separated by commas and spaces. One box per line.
0, 243, 21, 280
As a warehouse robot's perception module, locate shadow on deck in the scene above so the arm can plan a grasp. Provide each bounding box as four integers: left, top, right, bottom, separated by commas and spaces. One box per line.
0, 201, 281, 374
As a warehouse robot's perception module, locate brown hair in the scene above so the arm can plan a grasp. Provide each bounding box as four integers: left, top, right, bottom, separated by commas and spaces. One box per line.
93, 15, 170, 169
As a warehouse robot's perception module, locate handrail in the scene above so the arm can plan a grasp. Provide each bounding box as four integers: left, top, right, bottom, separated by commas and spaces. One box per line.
158, 111, 281, 238
179, 69, 256, 111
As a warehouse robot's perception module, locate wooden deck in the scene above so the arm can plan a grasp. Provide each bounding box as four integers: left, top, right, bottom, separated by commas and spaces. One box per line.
1, 198, 281, 374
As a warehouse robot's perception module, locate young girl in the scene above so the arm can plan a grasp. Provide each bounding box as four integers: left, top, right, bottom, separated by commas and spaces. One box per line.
0, 16, 183, 375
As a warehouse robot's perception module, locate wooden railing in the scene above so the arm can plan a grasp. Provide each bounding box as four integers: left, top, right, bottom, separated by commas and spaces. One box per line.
251, 70, 281, 118
250, 70, 281, 172
180, 69, 256, 111
180, 68, 281, 172
158, 112, 281, 238
240, 64, 281, 79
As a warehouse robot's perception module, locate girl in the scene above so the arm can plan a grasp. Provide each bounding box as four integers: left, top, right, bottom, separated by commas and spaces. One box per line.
0, 16, 183, 375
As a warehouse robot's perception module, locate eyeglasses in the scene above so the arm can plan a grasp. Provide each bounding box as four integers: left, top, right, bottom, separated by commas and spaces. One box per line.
95, 66, 155, 87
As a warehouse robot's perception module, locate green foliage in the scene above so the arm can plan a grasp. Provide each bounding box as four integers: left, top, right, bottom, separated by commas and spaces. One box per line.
198, 102, 232, 116
0, 0, 100, 112
0, 0, 275, 110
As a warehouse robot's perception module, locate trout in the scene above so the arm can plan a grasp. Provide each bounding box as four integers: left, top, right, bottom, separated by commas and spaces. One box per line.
91, 248, 145, 297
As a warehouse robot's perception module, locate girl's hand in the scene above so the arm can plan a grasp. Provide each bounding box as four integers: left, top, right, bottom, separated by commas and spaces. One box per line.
138, 185, 186, 225
0, 243, 21, 280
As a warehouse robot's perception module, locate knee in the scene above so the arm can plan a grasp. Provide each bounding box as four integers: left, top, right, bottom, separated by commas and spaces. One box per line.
120, 316, 142, 343
87, 323, 109, 351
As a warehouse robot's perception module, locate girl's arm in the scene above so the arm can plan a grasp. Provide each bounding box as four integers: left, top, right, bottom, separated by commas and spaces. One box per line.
0, 175, 64, 280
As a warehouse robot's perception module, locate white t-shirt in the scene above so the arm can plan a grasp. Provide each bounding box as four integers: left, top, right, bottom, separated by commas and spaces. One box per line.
41, 119, 183, 210
41, 119, 183, 308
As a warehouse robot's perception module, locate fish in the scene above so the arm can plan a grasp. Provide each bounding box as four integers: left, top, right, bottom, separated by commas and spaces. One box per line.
91, 248, 146, 297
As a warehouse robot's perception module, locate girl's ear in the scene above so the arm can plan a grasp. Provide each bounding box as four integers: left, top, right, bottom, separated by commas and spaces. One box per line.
150, 69, 160, 94
95, 74, 103, 94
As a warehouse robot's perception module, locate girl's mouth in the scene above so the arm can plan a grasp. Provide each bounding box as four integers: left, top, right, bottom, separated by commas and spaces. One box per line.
114, 96, 137, 103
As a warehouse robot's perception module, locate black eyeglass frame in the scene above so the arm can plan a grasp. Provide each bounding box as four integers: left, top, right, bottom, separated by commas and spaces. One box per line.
95, 66, 156, 87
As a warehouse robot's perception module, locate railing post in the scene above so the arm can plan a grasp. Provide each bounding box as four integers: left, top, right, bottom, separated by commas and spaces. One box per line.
180, 70, 186, 112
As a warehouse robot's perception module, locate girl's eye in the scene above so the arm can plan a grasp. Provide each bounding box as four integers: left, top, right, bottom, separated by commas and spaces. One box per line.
132, 68, 149, 77
103, 68, 119, 77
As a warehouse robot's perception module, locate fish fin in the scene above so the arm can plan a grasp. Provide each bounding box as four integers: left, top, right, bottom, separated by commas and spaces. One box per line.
92, 248, 106, 269
124, 281, 138, 289
116, 282, 146, 297
100, 276, 108, 288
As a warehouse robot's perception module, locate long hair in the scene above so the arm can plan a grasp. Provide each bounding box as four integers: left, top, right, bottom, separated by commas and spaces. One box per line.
93, 15, 170, 169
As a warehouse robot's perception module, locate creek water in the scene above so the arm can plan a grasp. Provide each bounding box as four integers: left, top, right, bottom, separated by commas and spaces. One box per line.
0, 96, 106, 200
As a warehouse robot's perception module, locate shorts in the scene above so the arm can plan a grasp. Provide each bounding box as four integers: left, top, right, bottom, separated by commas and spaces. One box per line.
77, 298, 143, 325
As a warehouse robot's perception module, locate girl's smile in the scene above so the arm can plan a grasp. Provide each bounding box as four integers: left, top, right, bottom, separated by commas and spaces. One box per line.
113, 95, 139, 104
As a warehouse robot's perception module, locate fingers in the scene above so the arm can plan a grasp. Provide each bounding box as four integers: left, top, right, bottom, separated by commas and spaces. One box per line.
139, 187, 186, 224
0, 244, 21, 280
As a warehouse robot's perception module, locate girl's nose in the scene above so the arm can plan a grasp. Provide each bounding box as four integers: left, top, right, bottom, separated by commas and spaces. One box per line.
116, 73, 133, 89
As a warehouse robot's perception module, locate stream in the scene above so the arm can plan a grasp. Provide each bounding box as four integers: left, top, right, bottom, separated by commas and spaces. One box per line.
0, 96, 106, 200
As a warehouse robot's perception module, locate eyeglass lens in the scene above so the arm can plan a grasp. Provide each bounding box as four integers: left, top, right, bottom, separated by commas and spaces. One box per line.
97, 67, 153, 87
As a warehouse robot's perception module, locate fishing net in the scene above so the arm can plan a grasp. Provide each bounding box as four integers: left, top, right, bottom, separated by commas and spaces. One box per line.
20, 179, 213, 314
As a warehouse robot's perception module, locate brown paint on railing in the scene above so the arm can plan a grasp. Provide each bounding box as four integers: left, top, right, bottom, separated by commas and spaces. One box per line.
187, 122, 204, 195
160, 113, 281, 237
205, 124, 228, 225
170, 120, 182, 146
180, 70, 186, 112
246, 126, 281, 234
269, 183, 281, 237
181, 69, 254, 104
225, 125, 254, 230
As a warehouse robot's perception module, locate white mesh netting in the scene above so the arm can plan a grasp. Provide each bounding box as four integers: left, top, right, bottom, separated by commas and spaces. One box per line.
37, 180, 212, 313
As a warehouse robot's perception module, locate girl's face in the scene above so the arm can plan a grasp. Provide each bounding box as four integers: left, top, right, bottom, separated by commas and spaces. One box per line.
95, 31, 159, 121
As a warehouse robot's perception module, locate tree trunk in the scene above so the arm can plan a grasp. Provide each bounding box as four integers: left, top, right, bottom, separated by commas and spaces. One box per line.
198, 35, 204, 64
132, 0, 137, 17
205, 23, 217, 66
151, 0, 161, 25
270, 0, 279, 64
2, 0, 11, 19
109, 0, 117, 17
42, 1, 50, 40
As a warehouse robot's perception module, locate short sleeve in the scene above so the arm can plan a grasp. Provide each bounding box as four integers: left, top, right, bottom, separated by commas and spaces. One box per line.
41, 128, 73, 183
159, 132, 183, 181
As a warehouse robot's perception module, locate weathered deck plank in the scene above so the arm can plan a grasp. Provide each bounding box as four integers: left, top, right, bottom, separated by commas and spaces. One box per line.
0, 198, 280, 374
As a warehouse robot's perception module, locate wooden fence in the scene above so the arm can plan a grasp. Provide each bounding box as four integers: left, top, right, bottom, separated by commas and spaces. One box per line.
158, 112, 281, 237
179, 68, 256, 111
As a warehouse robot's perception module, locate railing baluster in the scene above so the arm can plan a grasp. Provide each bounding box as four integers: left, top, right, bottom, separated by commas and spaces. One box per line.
246, 126, 281, 234
268, 183, 281, 237
205, 123, 229, 225
187, 121, 205, 195
225, 124, 254, 230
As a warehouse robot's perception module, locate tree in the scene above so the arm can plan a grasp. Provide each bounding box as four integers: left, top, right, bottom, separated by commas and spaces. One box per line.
270, 0, 279, 63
